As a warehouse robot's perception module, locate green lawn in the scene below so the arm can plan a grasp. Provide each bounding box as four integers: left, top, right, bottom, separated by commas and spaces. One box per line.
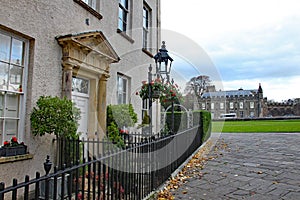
212, 119, 300, 133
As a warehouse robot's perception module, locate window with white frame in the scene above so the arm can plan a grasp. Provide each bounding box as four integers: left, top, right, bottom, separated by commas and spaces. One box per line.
82, 0, 96, 9
117, 74, 128, 104
239, 102, 243, 109
211, 102, 214, 110
220, 102, 224, 109
143, 4, 151, 49
142, 99, 148, 120
0, 30, 28, 145
118, 0, 129, 32
229, 102, 234, 109
250, 101, 254, 109
201, 103, 205, 110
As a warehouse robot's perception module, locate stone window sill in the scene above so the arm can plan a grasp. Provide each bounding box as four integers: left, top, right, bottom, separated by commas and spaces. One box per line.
74, 0, 103, 20
117, 29, 134, 43
0, 154, 33, 164
142, 48, 154, 58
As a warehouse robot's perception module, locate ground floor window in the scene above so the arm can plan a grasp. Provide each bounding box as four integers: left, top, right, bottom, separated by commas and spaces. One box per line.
0, 29, 28, 144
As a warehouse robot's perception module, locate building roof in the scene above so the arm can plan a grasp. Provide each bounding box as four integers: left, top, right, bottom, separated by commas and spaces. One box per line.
201, 89, 257, 98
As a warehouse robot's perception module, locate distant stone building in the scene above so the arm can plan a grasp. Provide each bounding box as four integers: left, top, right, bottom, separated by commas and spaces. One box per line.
267, 98, 300, 117
198, 84, 267, 119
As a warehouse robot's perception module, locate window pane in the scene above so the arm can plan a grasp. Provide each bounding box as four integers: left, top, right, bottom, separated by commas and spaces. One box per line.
0, 62, 9, 90
120, 0, 128, 8
143, 8, 148, 28
0, 33, 11, 62
5, 119, 18, 137
122, 78, 127, 93
9, 65, 23, 91
11, 38, 24, 65
6, 93, 19, 118
72, 77, 89, 94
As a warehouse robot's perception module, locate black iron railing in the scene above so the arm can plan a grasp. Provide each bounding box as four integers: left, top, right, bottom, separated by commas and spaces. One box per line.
0, 125, 203, 200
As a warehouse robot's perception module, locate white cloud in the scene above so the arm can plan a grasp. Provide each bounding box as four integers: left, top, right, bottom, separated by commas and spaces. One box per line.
162, 0, 300, 100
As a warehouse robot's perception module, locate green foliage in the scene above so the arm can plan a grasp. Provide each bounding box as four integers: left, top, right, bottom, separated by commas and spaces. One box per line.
30, 96, 81, 138
107, 122, 125, 148
164, 110, 211, 142
137, 79, 183, 109
200, 111, 211, 142
107, 104, 137, 129
106, 104, 138, 148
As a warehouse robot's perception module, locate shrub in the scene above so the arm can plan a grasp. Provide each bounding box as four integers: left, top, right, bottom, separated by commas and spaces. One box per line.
30, 96, 81, 138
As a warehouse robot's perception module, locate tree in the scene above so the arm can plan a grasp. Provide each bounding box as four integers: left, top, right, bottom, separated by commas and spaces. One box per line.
184, 75, 211, 98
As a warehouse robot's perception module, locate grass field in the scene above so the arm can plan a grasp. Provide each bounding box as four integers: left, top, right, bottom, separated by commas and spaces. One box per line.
212, 119, 300, 133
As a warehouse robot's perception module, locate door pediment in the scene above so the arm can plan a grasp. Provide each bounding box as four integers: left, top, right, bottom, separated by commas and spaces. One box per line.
56, 31, 120, 75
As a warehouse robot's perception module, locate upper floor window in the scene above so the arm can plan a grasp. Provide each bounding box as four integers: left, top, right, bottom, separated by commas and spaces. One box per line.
73, 0, 102, 20
229, 102, 234, 109
239, 102, 244, 109
250, 101, 254, 109
211, 102, 214, 110
220, 102, 224, 109
201, 103, 205, 110
82, 0, 96, 9
118, 0, 129, 32
0, 29, 28, 145
143, 5, 151, 49
117, 74, 128, 104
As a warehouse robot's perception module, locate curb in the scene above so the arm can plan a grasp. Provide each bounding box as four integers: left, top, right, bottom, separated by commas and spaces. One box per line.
144, 132, 221, 200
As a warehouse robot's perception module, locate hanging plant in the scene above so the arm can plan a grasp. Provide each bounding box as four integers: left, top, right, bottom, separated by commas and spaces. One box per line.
136, 79, 183, 108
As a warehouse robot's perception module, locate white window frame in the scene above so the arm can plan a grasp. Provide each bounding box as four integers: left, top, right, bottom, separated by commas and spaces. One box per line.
201, 103, 205, 110
211, 102, 214, 110
82, 0, 97, 9
250, 101, 254, 109
117, 74, 128, 104
229, 102, 234, 109
0, 29, 28, 144
118, 0, 129, 32
143, 4, 151, 50
220, 102, 224, 109
239, 102, 244, 109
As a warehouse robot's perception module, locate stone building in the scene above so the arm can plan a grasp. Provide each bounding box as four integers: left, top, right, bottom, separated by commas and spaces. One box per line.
0, 0, 161, 185
267, 98, 300, 117
199, 84, 266, 119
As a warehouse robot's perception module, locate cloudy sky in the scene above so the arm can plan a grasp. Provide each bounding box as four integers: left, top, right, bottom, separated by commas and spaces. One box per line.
161, 0, 300, 101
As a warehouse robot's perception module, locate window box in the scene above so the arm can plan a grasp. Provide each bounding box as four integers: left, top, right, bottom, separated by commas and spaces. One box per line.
1, 145, 27, 157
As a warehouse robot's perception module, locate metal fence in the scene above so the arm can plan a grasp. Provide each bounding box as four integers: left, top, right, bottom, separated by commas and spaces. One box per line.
0, 125, 203, 200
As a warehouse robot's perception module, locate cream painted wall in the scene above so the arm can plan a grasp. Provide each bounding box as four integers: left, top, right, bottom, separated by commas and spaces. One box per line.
0, 0, 160, 185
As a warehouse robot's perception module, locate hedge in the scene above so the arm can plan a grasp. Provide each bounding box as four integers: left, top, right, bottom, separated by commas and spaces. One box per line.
165, 110, 211, 143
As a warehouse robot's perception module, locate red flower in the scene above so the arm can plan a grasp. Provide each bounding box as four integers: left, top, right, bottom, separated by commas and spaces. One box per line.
142, 81, 147, 85
3, 141, 10, 146
172, 93, 176, 97
136, 91, 139, 95
11, 136, 18, 143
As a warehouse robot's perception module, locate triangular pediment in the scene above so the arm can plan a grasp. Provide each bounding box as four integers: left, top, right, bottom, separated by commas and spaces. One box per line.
56, 31, 120, 63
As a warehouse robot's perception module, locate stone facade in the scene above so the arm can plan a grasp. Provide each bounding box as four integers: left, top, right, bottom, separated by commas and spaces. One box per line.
267, 98, 300, 117
0, 0, 160, 185
198, 84, 266, 119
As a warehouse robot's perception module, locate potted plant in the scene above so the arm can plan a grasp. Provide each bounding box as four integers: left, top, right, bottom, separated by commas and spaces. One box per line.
0, 136, 27, 157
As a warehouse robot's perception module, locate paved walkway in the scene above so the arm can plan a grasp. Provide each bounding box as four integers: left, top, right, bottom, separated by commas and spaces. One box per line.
172, 133, 300, 200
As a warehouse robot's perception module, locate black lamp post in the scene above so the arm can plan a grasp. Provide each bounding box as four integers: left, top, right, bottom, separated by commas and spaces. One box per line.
153, 41, 175, 133
154, 41, 174, 83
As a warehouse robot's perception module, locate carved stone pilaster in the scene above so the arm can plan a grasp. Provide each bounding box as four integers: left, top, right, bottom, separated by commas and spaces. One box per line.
62, 64, 73, 99
97, 74, 110, 137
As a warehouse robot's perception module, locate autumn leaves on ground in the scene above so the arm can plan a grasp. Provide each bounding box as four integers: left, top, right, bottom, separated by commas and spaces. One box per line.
155, 138, 229, 200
